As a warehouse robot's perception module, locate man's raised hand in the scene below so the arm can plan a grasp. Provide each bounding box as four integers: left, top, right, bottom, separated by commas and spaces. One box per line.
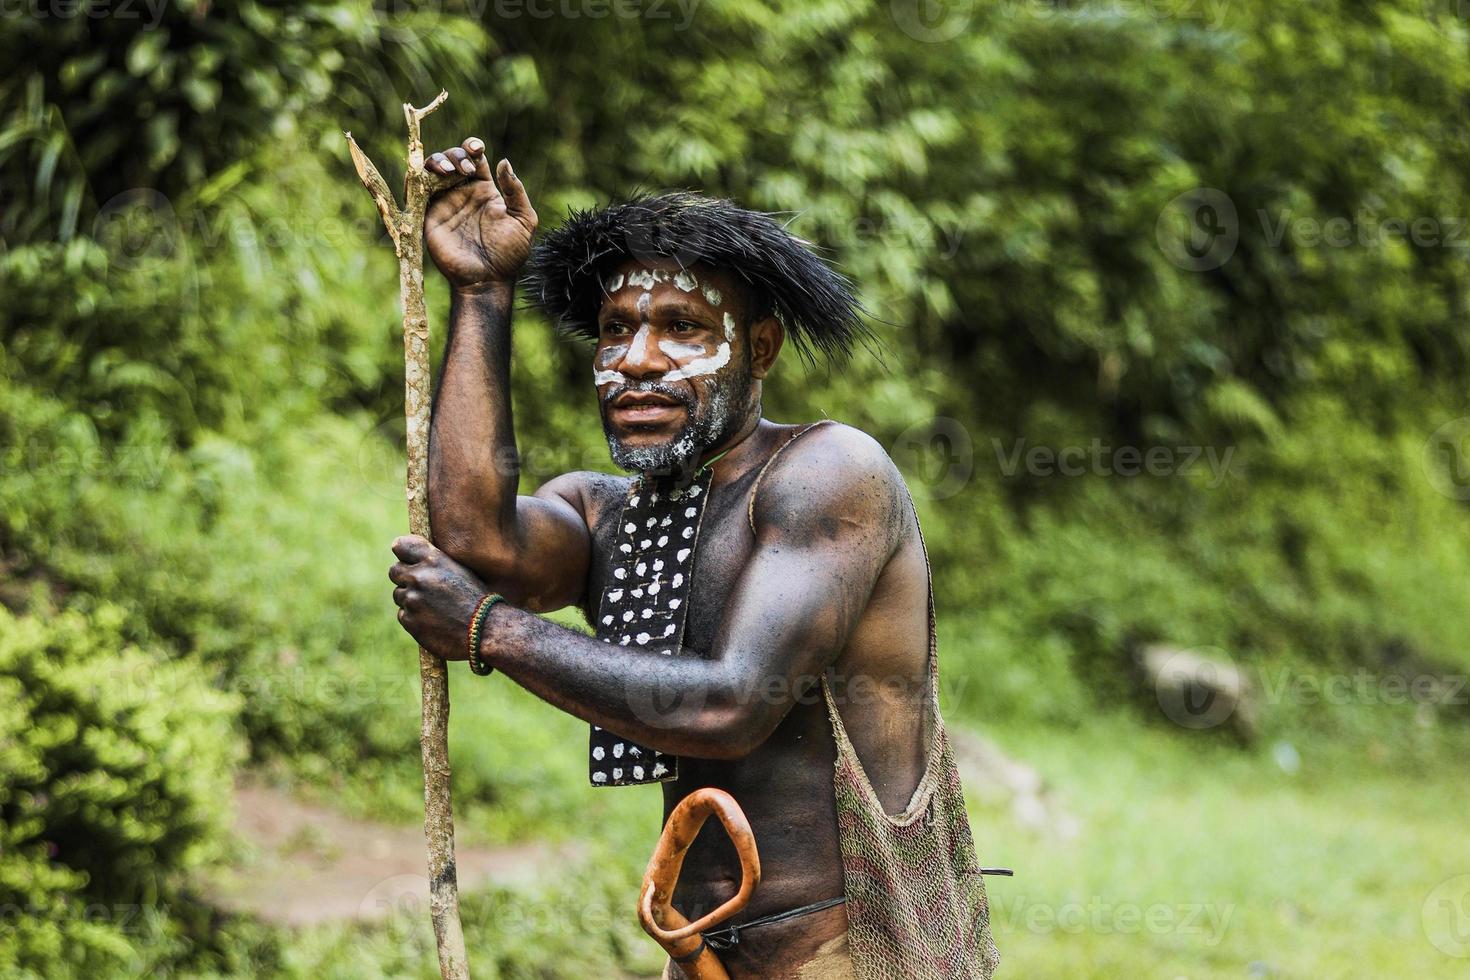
424, 137, 537, 293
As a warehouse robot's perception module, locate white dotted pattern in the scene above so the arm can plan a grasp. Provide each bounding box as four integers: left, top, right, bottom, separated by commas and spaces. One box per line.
587, 468, 714, 787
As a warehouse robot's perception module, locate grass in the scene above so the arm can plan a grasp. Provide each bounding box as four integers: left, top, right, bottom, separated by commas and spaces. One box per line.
971, 716, 1470, 979
246, 678, 1470, 978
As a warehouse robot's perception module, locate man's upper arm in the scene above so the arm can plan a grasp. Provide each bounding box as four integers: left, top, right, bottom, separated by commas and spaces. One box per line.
710, 424, 908, 753
458, 472, 592, 612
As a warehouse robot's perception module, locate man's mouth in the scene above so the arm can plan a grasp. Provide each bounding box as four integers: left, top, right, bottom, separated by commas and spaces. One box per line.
608, 389, 687, 427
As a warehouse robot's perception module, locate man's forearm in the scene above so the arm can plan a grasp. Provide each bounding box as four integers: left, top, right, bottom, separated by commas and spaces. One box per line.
483, 605, 760, 759
429, 283, 519, 558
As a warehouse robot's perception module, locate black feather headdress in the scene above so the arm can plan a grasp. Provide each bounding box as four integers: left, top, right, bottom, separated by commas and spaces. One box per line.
522, 192, 869, 363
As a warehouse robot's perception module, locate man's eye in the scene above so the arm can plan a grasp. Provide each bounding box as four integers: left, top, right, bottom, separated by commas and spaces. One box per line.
673, 320, 701, 334
602, 322, 632, 336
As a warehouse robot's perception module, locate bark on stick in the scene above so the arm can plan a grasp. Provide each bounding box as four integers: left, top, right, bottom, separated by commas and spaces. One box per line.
345, 92, 471, 980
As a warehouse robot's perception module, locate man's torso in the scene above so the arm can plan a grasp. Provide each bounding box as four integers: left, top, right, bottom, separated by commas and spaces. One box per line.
572, 420, 934, 977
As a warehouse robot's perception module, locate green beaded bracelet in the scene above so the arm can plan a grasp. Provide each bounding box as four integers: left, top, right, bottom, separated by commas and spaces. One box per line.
467, 593, 503, 676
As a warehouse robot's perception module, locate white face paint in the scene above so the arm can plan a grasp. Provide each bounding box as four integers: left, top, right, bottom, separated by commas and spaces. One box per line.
624, 268, 669, 291
626, 323, 652, 362
663, 342, 731, 381
658, 339, 706, 360
595, 339, 631, 387
596, 267, 737, 392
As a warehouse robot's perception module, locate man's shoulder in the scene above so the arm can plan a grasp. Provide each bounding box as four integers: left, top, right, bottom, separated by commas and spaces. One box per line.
763, 419, 905, 490
535, 470, 632, 525
751, 420, 911, 536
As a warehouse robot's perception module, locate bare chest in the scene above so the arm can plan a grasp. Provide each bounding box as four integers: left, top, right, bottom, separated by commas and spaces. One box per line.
582, 468, 764, 656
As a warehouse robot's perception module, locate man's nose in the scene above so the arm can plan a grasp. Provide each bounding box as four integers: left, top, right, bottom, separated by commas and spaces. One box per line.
616, 324, 674, 379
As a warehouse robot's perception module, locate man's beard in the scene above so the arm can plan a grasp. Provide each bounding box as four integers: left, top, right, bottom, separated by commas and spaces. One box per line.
601, 362, 750, 475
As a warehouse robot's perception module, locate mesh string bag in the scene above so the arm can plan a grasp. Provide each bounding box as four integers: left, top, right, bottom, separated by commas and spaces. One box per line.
820, 509, 1002, 978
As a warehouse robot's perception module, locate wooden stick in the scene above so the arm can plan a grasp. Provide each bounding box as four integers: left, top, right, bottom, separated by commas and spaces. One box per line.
346, 92, 471, 980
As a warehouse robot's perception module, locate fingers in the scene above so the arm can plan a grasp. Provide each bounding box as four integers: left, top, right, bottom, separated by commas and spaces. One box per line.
462, 137, 494, 180
497, 158, 537, 226
428, 147, 476, 177
427, 138, 493, 180
392, 534, 434, 563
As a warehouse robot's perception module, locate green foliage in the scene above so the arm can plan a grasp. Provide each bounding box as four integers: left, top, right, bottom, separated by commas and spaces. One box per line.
0, 604, 241, 977
0, 0, 491, 244
5, 0, 1470, 975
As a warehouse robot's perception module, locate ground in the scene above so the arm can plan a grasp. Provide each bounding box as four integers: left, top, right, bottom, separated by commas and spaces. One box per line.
199, 696, 1470, 978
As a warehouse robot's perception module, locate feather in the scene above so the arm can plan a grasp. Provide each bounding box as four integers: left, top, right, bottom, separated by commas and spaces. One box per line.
523, 192, 870, 363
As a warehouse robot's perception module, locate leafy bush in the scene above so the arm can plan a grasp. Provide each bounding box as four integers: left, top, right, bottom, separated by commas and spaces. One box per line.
0, 604, 242, 977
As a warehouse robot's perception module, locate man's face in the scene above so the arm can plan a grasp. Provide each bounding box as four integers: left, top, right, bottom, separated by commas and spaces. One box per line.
594, 258, 754, 474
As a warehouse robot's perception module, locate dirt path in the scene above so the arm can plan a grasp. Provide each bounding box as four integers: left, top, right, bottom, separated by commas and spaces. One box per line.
207, 782, 575, 927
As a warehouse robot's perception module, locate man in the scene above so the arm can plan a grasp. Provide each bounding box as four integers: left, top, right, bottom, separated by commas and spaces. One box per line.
388, 136, 1002, 979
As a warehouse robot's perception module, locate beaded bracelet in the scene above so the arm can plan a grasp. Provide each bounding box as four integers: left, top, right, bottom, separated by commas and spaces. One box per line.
466, 593, 504, 676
